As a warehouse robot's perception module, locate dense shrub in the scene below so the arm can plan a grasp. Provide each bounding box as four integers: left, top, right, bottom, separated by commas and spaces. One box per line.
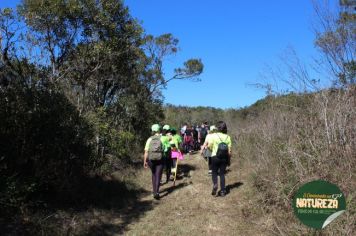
0, 85, 94, 209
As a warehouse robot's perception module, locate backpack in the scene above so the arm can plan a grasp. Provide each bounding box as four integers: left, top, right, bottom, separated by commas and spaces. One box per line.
216, 134, 229, 159
200, 127, 208, 140
148, 135, 163, 160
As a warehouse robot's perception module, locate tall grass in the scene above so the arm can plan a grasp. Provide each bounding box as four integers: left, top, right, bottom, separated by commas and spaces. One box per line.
235, 88, 355, 235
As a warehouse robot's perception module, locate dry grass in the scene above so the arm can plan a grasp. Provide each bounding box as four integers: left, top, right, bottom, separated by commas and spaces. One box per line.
3, 152, 271, 236
122, 153, 268, 236
235, 88, 356, 235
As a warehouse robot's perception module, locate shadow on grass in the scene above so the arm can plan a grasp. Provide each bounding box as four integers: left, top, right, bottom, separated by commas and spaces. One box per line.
3, 175, 155, 236
176, 163, 196, 179
159, 182, 191, 199
69, 175, 154, 235
84, 199, 153, 236
226, 182, 244, 195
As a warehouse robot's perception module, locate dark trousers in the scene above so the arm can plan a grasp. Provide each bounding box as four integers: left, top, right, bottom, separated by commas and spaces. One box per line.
208, 156, 212, 171
203, 149, 212, 171
172, 158, 177, 170
163, 152, 172, 182
211, 156, 227, 191
148, 159, 163, 194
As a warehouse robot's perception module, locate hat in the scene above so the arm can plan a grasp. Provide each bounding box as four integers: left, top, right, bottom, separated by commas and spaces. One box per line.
163, 124, 170, 130
210, 125, 217, 131
151, 124, 161, 132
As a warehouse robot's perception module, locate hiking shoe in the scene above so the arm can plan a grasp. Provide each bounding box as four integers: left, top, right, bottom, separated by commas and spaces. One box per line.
153, 193, 160, 200
211, 187, 218, 196
219, 190, 226, 197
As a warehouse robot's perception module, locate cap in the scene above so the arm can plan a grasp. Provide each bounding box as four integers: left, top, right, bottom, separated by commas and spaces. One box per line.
163, 124, 170, 130
151, 124, 161, 132
210, 125, 217, 131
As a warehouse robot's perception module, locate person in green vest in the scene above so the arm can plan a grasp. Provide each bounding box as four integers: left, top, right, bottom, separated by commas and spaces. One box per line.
144, 124, 164, 199
170, 127, 183, 151
207, 121, 232, 197
169, 127, 183, 171
161, 124, 172, 183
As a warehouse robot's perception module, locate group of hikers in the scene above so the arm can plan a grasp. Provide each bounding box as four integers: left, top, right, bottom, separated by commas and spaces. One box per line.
143, 121, 232, 200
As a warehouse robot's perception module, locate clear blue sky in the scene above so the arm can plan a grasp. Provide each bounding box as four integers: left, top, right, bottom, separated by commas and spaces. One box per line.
125, 0, 325, 108
1, 0, 332, 108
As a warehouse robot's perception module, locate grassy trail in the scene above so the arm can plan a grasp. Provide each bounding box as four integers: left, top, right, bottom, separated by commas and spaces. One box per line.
119, 153, 267, 236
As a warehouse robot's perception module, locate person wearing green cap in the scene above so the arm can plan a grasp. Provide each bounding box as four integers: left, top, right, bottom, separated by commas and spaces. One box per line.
161, 124, 172, 183
170, 127, 182, 151
144, 124, 164, 199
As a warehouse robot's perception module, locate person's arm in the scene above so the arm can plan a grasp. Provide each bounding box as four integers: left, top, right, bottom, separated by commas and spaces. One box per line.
227, 136, 232, 166
200, 140, 209, 155
143, 138, 151, 168
143, 150, 148, 168
228, 135, 232, 156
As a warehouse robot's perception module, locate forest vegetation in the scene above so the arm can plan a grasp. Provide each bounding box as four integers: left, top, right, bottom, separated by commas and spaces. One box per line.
0, 0, 355, 235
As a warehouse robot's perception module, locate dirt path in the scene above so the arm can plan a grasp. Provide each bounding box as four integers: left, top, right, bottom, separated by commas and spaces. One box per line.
117, 153, 267, 236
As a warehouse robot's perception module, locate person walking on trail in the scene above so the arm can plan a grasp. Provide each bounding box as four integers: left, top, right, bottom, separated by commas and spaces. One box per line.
198, 121, 209, 146
192, 125, 199, 150
208, 121, 232, 197
161, 124, 172, 183
180, 123, 187, 136
170, 127, 183, 152
169, 127, 183, 170
200, 125, 217, 175
183, 125, 194, 154
144, 124, 164, 200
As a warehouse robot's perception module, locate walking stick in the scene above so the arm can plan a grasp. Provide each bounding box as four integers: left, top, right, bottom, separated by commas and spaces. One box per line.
172, 158, 179, 186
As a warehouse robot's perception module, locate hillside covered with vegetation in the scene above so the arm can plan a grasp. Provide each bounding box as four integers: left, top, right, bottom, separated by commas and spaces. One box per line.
1, 0, 355, 235
164, 88, 355, 235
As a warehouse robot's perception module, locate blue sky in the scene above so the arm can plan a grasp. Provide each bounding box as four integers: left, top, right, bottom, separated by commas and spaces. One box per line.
1, 0, 331, 108
125, 0, 323, 108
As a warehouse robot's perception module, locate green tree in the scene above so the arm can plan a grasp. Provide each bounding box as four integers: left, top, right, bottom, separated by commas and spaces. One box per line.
313, 0, 355, 85
142, 33, 203, 99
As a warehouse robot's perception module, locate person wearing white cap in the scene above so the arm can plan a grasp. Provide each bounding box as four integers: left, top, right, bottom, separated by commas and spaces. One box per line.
200, 125, 217, 175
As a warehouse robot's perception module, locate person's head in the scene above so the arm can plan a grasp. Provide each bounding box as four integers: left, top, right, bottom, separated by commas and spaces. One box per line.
163, 124, 170, 131
170, 140, 176, 150
170, 128, 177, 135
151, 124, 161, 134
209, 125, 217, 133
216, 121, 227, 134
162, 124, 170, 135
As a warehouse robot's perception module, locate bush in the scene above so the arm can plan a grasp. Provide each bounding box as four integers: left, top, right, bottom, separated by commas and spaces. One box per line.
0, 85, 94, 210
237, 87, 356, 234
